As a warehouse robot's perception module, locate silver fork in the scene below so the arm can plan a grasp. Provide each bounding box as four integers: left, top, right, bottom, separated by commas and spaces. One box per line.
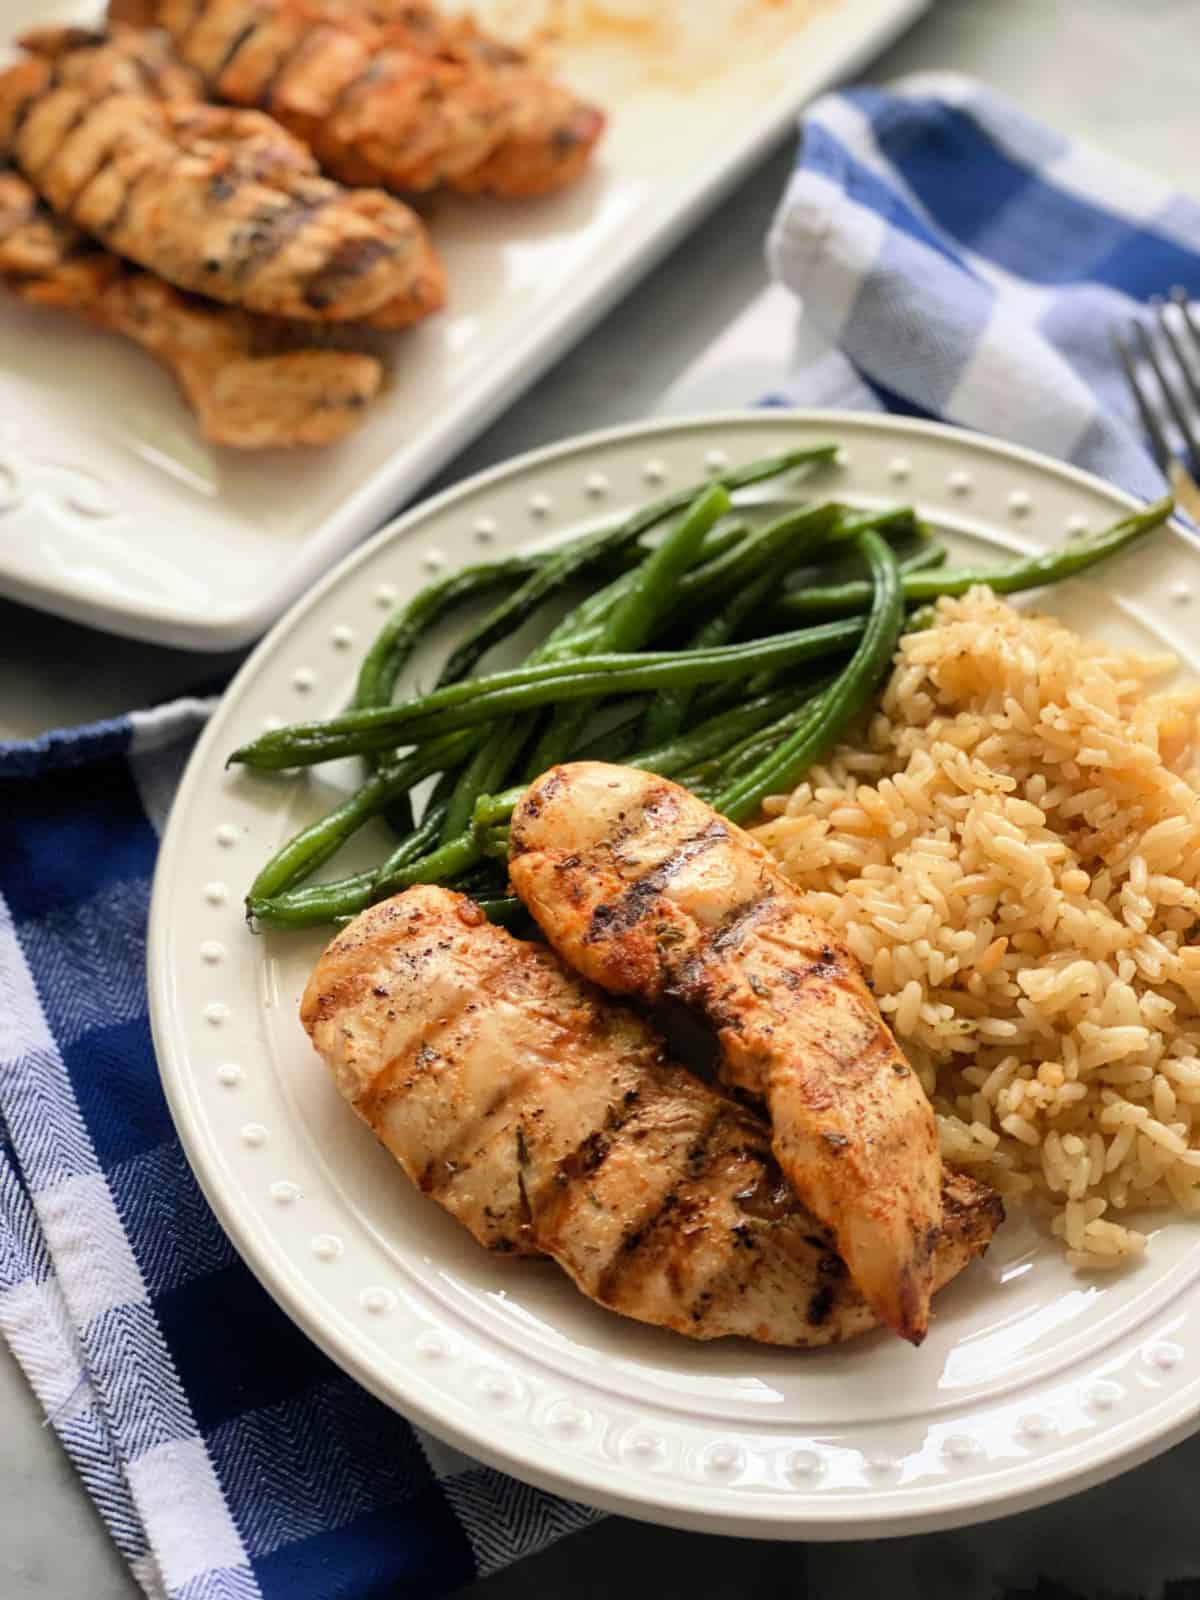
1113, 289, 1200, 522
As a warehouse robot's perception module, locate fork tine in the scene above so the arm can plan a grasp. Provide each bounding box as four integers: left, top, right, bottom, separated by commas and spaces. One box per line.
1155, 295, 1200, 412
1133, 317, 1200, 467
1112, 326, 1171, 472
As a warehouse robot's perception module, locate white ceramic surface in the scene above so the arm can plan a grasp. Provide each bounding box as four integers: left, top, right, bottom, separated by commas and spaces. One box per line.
0, 0, 926, 651
149, 412, 1200, 1540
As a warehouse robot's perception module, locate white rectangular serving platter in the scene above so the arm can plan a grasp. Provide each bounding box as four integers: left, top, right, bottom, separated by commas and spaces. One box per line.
0, 0, 927, 649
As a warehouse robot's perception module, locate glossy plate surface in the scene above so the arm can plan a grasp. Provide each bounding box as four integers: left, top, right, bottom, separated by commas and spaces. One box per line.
0, 0, 926, 648
150, 413, 1200, 1537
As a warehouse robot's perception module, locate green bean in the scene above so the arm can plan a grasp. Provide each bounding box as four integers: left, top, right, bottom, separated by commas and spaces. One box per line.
247, 730, 474, 901
471, 688, 800, 831
636, 689, 802, 774
669, 502, 842, 615
680, 676, 837, 787
535, 519, 755, 668
899, 538, 949, 576
351, 557, 531, 832
353, 555, 542, 715
357, 528, 658, 731
769, 533, 943, 621
434, 445, 837, 684
669, 503, 912, 625
480, 826, 511, 860
250, 869, 378, 928
536, 510, 833, 665
438, 719, 526, 842
639, 560, 785, 747
374, 829, 484, 900
351, 513, 739, 828
771, 498, 1172, 620
572, 702, 649, 763
433, 510, 724, 840
435, 511, 706, 842
449, 859, 511, 897
678, 511, 928, 723
230, 617, 865, 770
249, 802, 447, 927
436, 573, 621, 845
716, 530, 904, 823
475, 896, 524, 927
349, 556, 543, 836
523, 484, 730, 777
606, 484, 730, 648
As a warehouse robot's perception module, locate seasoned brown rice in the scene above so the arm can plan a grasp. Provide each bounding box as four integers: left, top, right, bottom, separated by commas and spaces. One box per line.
753, 588, 1200, 1268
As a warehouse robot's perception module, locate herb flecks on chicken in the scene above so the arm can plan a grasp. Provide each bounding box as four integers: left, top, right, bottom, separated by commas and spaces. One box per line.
302, 885, 1001, 1346
0, 26, 443, 325
0, 167, 382, 447
509, 762, 944, 1345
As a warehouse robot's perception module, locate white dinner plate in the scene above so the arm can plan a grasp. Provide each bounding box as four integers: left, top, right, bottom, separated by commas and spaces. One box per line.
0, 0, 926, 650
150, 413, 1200, 1539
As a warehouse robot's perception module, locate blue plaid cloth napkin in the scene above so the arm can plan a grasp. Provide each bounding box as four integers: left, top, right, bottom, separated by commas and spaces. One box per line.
765, 71, 1198, 502
0, 707, 597, 1600
3, 72, 1200, 1600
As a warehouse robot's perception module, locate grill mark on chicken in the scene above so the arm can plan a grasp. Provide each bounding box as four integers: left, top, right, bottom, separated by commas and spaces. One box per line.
45, 95, 152, 218
550, 1084, 642, 1191
254, 25, 317, 111
211, 20, 259, 83
84, 153, 155, 241
303, 234, 392, 309
210, 16, 297, 107
593, 1104, 724, 1307
174, 0, 206, 51
324, 57, 385, 126
302, 886, 1002, 1345
227, 193, 329, 285
588, 820, 729, 941
509, 762, 946, 1345
25, 98, 93, 191
708, 896, 772, 955
424, 1064, 543, 1199
530, 1076, 675, 1256
124, 44, 157, 91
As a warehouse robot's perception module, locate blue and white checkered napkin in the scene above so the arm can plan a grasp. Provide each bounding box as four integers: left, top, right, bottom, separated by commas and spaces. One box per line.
765, 71, 1200, 501
3, 73, 1200, 1600
0, 707, 597, 1600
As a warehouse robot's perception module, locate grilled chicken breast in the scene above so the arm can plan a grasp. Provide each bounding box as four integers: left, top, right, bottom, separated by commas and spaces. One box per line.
508, 762, 945, 1345
301, 885, 1001, 1345
109, 0, 604, 198
1, 30, 443, 326
0, 168, 381, 446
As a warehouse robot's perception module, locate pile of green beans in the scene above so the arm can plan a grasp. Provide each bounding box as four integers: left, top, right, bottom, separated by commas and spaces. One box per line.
233, 452, 1173, 931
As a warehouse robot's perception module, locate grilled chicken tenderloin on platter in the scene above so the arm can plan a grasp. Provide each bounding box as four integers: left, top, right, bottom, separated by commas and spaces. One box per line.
508, 762, 944, 1346
0, 168, 382, 447
301, 885, 1001, 1347
107, 0, 605, 199
0, 30, 444, 326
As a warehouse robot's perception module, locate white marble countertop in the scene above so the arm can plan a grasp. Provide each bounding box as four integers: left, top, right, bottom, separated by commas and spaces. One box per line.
4, 1, 1200, 1596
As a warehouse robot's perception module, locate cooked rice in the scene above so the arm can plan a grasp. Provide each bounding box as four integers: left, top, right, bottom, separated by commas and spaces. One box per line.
753, 587, 1200, 1267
